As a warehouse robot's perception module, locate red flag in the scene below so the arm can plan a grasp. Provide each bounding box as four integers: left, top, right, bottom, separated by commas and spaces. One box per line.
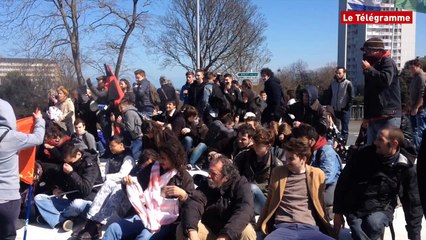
17, 116, 36, 185
104, 64, 124, 106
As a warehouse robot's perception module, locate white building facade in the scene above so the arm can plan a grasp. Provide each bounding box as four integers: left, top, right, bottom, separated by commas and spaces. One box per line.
0, 58, 61, 85
338, 0, 416, 93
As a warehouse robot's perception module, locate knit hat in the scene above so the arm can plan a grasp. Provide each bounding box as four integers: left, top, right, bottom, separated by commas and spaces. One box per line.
360, 37, 385, 51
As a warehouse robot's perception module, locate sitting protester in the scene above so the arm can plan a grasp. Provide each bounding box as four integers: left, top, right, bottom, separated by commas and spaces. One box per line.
257, 138, 334, 240
178, 155, 256, 240
34, 142, 103, 232
71, 118, 97, 152
103, 139, 193, 240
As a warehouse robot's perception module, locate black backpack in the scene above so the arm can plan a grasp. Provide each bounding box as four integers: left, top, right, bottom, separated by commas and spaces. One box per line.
207, 83, 231, 113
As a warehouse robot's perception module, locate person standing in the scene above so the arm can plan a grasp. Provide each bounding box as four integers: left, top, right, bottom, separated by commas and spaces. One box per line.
133, 69, 155, 116
260, 68, 285, 125
326, 67, 353, 144
181, 71, 195, 106
408, 59, 426, 151
361, 37, 401, 144
0, 98, 46, 240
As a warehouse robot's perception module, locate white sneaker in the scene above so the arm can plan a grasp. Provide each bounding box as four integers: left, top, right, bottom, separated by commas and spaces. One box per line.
62, 219, 73, 232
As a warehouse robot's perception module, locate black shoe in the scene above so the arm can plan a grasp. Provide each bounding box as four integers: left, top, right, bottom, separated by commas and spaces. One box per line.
36, 215, 47, 225
78, 220, 102, 240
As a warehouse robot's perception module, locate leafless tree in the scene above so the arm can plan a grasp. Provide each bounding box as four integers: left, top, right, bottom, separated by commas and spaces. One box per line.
90, 0, 151, 77
146, 0, 269, 72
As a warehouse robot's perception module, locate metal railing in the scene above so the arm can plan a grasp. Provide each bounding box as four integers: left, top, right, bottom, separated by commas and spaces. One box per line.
351, 105, 364, 120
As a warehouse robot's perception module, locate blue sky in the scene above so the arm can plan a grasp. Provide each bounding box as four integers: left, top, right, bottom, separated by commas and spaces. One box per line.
1, 0, 425, 88
143, 0, 425, 87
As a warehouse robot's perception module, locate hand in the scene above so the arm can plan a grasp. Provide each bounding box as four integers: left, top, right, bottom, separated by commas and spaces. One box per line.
333, 213, 345, 236
411, 108, 418, 116
181, 128, 191, 135
183, 90, 188, 95
208, 151, 222, 160
122, 175, 133, 185
216, 235, 230, 240
33, 109, 42, 119
44, 143, 54, 149
163, 185, 186, 200
188, 230, 200, 240
293, 121, 301, 128
361, 60, 371, 70
63, 163, 73, 174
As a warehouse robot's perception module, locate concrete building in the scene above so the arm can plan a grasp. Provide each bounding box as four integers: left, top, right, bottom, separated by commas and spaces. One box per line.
338, 0, 416, 93
0, 58, 61, 85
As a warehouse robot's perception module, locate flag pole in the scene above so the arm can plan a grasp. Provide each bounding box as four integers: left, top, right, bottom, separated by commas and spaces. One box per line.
23, 184, 33, 240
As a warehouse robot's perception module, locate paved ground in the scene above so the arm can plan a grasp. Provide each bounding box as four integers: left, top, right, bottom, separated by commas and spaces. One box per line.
16, 120, 426, 239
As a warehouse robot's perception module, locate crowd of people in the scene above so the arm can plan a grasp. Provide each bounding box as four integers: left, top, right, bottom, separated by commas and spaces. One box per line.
1, 37, 426, 240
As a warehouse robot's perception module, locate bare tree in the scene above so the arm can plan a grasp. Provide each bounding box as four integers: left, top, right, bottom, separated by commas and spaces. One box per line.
0, 0, 91, 85
146, 0, 269, 72
90, 0, 151, 77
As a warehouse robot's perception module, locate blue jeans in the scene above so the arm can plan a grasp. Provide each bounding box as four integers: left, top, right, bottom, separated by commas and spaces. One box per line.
367, 117, 401, 145
346, 212, 391, 240
34, 194, 91, 228
335, 110, 350, 144
265, 223, 334, 240
251, 184, 266, 215
103, 214, 175, 240
410, 111, 426, 151
131, 138, 143, 163
182, 136, 193, 156
189, 142, 208, 166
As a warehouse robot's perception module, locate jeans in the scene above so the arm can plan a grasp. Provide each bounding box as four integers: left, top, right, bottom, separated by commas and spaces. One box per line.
265, 223, 334, 240
410, 111, 426, 151
0, 199, 21, 240
335, 110, 351, 144
251, 184, 266, 215
189, 143, 208, 166
182, 136, 193, 156
131, 138, 143, 163
346, 212, 391, 240
103, 214, 176, 240
367, 117, 401, 145
34, 194, 91, 228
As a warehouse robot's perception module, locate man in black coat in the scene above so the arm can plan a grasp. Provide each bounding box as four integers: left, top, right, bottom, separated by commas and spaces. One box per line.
178, 156, 256, 240
34, 142, 103, 231
333, 127, 422, 240
260, 68, 286, 124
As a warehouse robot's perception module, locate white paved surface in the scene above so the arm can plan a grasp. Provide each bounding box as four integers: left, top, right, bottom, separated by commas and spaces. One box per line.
14, 206, 426, 239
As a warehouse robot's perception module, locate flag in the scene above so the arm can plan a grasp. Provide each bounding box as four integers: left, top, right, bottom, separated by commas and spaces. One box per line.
17, 116, 36, 185
104, 64, 124, 106
396, 0, 426, 13
347, 0, 382, 11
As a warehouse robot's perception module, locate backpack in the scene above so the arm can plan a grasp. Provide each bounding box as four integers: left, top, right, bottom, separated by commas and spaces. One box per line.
148, 82, 161, 107
207, 83, 231, 113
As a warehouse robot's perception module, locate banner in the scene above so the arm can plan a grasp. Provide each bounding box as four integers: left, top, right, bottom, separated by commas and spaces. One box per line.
347, 0, 382, 11
17, 116, 36, 185
396, 0, 426, 13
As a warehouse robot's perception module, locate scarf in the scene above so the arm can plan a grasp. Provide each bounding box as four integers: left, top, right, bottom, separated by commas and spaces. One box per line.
126, 161, 179, 232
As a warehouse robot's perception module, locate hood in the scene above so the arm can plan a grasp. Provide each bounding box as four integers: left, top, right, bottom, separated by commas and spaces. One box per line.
0, 98, 17, 130
304, 85, 319, 106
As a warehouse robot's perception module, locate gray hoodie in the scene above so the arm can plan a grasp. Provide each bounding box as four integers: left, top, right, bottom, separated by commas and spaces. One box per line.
0, 99, 45, 201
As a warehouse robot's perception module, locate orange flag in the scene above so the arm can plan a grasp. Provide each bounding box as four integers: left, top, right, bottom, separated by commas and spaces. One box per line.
17, 116, 36, 185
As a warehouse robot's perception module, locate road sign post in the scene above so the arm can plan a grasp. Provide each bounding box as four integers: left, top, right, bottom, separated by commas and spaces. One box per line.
236, 72, 260, 85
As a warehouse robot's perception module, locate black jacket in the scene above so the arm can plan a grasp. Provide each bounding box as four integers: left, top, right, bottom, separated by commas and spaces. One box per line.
262, 76, 285, 123
181, 175, 254, 240
334, 144, 422, 239
188, 81, 205, 112
363, 56, 401, 119
417, 130, 426, 221
62, 151, 103, 201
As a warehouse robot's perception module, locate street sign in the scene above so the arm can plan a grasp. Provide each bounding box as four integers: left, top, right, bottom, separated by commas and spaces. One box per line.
236, 72, 260, 85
